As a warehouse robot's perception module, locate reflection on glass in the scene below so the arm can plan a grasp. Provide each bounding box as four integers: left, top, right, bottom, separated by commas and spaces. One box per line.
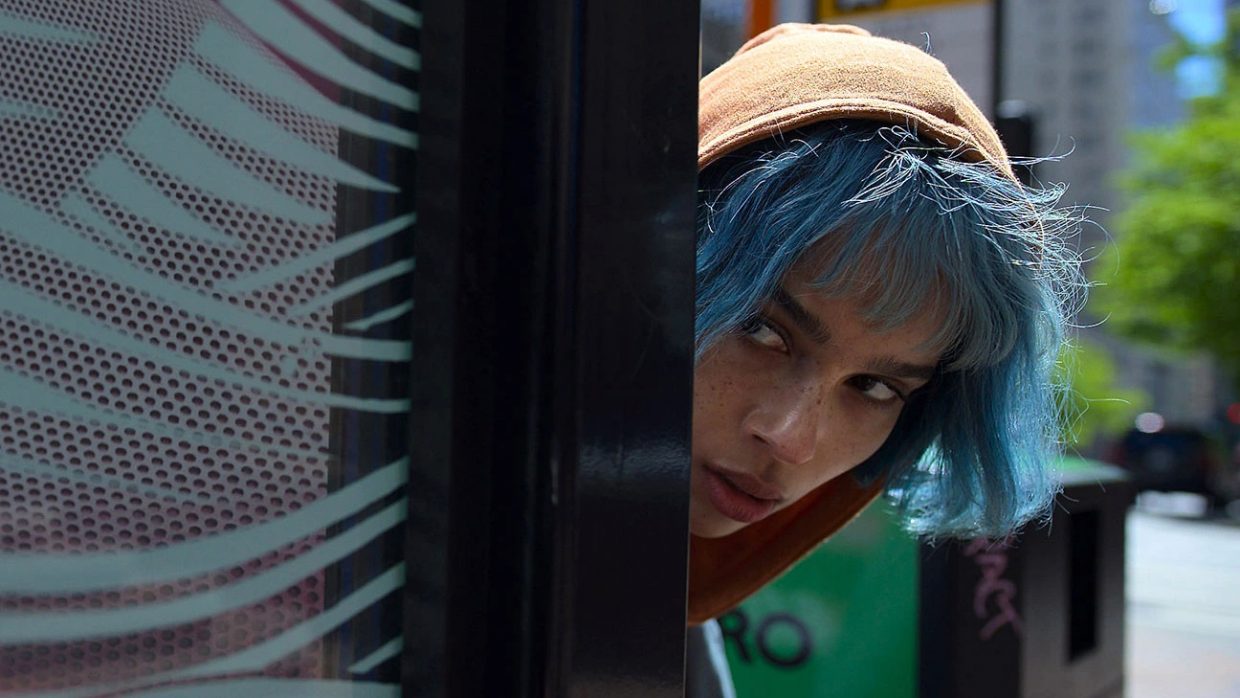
0, 0, 418, 693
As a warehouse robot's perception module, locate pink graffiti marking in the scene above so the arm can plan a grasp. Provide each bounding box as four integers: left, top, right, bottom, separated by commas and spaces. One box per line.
963, 537, 1024, 641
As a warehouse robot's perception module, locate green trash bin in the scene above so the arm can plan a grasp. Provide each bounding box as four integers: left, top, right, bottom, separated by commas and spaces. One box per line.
720, 501, 920, 697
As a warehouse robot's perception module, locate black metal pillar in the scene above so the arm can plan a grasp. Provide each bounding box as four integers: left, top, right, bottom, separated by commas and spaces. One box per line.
406, 1, 699, 696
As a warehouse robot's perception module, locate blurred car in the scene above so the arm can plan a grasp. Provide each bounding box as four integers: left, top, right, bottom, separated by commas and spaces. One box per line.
1106, 426, 1234, 507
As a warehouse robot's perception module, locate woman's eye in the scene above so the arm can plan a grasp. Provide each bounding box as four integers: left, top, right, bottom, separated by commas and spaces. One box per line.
740, 317, 787, 351
852, 376, 903, 403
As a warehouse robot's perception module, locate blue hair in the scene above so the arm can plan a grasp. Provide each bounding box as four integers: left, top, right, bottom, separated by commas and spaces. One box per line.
696, 121, 1083, 538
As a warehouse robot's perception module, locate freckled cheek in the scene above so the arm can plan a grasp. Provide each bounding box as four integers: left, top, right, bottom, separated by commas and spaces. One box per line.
835, 422, 888, 465
691, 380, 743, 441
796, 404, 902, 492
691, 346, 771, 446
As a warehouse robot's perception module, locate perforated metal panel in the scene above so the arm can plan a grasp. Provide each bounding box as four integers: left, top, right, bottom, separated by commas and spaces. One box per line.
0, 1, 417, 694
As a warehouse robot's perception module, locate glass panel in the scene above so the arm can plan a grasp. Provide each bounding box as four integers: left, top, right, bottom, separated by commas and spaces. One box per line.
0, 0, 417, 693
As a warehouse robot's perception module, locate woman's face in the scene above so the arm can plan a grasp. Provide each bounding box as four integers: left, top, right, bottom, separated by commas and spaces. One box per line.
690, 255, 946, 538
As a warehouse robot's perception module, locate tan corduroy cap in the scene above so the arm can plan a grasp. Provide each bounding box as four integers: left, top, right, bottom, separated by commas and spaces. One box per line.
689, 24, 1012, 625
698, 23, 1014, 179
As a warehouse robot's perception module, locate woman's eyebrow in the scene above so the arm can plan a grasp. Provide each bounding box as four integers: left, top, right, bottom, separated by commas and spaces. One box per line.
773, 287, 831, 343
865, 356, 938, 382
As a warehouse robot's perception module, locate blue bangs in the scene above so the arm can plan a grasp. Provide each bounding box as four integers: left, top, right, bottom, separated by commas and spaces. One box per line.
696, 121, 1084, 538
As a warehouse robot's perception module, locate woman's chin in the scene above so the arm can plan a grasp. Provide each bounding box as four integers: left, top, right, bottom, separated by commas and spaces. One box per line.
688, 500, 746, 539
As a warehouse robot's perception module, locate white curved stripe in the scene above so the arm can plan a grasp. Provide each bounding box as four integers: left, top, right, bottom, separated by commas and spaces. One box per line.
0, 188, 411, 362
164, 66, 397, 193
289, 259, 414, 317
345, 300, 413, 332
356, 0, 422, 28
349, 636, 403, 674
1, 451, 207, 503
9, 565, 405, 698
174, 564, 405, 680
0, 279, 411, 414
0, 458, 406, 595
220, 0, 419, 111
59, 192, 144, 254
194, 22, 416, 148
87, 154, 240, 246
0, 10, 95, 42
0, 98, 56, 120
0, 501, 404, 644
126, 679, 398, 698
218, 213, 415, 293
291, 0, 419, 70
0, 367, 320, 460
126, 109, 328, 225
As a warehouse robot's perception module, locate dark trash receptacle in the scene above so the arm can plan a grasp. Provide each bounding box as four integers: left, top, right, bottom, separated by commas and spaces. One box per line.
725, 458, 1134, 698
921, 458, 1133, 698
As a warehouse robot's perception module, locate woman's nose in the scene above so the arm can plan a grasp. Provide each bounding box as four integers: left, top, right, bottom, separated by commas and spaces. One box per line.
743, 382, 822, 466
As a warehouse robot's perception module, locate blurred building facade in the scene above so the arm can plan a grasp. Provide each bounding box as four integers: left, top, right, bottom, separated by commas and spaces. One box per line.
1000, 0, 1230, 431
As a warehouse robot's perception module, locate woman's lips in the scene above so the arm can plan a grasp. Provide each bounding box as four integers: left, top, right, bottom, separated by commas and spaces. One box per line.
701, 464, 783, 525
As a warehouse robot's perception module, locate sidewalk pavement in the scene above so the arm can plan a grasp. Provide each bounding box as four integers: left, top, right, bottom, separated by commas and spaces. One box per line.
1126, 501, 1240, 698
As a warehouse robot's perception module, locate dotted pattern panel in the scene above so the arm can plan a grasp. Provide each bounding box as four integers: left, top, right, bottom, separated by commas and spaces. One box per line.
0, 0, 412, 691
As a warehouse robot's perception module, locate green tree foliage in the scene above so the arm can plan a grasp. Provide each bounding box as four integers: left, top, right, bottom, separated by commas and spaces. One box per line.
1092, 10, 1240, 384
1055, 340, 1149, 447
